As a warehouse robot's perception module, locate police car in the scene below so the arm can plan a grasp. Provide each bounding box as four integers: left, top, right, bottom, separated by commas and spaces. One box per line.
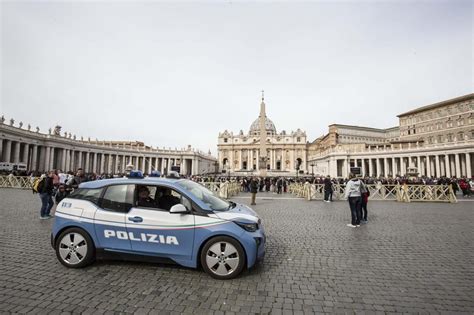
51, 172, 265, 279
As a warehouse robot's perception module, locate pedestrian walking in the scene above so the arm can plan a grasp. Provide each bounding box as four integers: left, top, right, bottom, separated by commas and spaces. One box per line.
323, 175, 333, 202
277, 177, 283, 194
344, 173, 363, 228
250, 177, 258, 205
360, 180, 369, 223
38, 171, 55, 219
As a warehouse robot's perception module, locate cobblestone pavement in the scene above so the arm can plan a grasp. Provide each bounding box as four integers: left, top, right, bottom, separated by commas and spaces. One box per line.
0, 189, 473, 314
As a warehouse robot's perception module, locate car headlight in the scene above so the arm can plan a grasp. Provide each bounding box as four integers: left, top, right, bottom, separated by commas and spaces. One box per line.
234, 221, 259, 232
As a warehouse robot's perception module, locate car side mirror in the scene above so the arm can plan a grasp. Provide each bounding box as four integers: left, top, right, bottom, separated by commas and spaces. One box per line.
170, 204, 188, 214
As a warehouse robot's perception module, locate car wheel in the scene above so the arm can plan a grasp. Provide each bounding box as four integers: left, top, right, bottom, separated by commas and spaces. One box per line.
55, 228, 95, 268
200, 236, 245, 280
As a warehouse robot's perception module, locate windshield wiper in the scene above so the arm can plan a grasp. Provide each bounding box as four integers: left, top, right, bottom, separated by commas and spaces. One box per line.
227, 201, 236, 210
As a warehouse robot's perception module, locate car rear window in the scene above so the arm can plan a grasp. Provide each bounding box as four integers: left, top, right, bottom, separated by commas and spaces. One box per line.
69, 188, 102, 205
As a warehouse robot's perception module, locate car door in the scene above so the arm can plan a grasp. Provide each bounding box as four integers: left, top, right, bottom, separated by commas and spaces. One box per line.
94, 184, 135, 251
125, 184, 195, 260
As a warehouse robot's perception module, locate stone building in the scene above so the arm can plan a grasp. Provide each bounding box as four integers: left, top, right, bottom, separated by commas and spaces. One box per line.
307, 93, 474, 178
217, 96, 307, 176
0, 118, 217, 175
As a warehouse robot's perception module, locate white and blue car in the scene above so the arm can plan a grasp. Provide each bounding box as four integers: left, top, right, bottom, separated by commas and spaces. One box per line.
51, 173, 265, 279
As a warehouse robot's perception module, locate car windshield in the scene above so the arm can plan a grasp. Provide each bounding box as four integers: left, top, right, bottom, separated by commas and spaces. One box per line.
177, 180, 230, 211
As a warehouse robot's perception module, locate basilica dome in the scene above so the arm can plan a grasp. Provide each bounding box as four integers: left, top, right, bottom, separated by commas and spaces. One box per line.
249, 116, 277, 135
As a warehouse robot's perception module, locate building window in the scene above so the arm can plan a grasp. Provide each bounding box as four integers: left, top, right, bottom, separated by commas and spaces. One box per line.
438, 135, 443, 143
458, 132, 464, 141
224, 138, 228, 143
447, 134, 453, 142
297, 137, 301, 142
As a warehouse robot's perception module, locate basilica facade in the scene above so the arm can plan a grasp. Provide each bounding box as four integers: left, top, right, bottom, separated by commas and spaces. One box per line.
217, 97, 307, 176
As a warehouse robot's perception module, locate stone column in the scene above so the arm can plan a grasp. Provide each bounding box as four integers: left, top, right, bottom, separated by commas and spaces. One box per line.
366, 158, 370, 177
435, 155, 440, 178
70, 150, 74, 171
122, 155, 127, 173
455, 153, 461, 178
445, 155, 451, 178
392, 158, 398, 176
384, 158, 389, 177
22, 143, 29, 164
376, 158, 381, 177
450, 156, 455, 178
38, 146, 45, 171
107, 154, 113, 174
99, 153, 105, 174
61, 149, 67, 171
160, 157, 165, 174
460, 154, 466, 177
148, 156, 152, 174
13, 141, 21, 163
77, 152, 83, 170
401, 157, 406, 176
239, 150, 243, 170
49, 147, 55, 170
31, 145, 38, 171
65, 149, 71, 171
0, 139, 3, 161
3, 140, 12, 162
44, 146, 51, 171
361, 158, 366, 176
85, 152, 90, 173
92, 152, 97, 173
466, 153, 472, 178
249, 150, 254, 170
426, 156, 431, 177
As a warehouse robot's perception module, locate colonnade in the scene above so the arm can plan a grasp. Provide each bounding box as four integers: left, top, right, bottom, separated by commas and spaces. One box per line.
334, 152, 473, 178
0, 138, 210, 175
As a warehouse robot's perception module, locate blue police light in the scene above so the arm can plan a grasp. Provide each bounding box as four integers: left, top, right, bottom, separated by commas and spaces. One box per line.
149, 170, 161, 177
128, 170, 144, 178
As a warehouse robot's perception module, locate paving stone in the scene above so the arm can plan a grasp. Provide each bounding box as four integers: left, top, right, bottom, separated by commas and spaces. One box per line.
0, 190, 473, 314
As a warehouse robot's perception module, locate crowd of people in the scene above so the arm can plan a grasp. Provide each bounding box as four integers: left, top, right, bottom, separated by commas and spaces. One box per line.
28, 168, 474, 220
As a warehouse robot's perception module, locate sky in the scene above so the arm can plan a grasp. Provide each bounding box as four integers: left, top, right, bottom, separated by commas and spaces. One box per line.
1, 0, 472, 155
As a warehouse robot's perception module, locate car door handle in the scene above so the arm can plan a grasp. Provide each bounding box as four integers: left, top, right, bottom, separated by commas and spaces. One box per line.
128, 216, 143, 223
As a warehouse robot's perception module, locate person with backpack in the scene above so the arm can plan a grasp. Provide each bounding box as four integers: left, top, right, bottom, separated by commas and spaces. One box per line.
344, 173, 363, 228
38, 171, 55, 219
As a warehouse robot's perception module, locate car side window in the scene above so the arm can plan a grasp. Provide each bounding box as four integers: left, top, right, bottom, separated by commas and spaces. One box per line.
101, 184, 135, 213
68, 188, 102, 205
135, 185, 160, 209
135, 185, 191, 212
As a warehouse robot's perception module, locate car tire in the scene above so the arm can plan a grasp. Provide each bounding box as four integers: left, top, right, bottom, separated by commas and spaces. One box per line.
200, 236, 246, 280
55, 228, 95, 268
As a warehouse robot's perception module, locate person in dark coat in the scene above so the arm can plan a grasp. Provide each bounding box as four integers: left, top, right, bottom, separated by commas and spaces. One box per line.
323, 175, 333, 202
55, 184, 69, 204
38, 171, 55, 219
250, 177, 259, 205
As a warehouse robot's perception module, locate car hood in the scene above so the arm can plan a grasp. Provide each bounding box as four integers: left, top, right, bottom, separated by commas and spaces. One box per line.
210, 203, 259, 223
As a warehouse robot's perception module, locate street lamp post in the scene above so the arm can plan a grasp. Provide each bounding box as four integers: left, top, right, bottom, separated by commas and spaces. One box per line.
310, 163, 315, 177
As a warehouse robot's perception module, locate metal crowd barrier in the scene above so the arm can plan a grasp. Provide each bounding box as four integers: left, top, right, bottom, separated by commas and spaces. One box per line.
288, 183, 457, 203
199, 181, 241, 199
0, 176, 241, 200
0, 175, 35, 189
